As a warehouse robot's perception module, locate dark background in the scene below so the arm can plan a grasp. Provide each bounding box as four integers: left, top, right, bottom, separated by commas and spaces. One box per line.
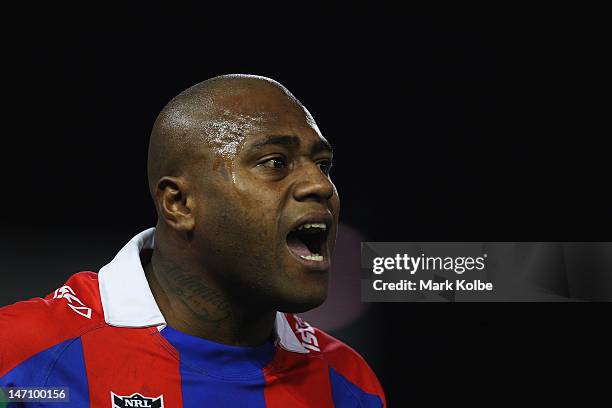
1, 4, 610, 406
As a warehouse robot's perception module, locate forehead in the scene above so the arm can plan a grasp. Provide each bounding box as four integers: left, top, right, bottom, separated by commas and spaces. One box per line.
204, 91, 326, 157
243, 133, 333, 159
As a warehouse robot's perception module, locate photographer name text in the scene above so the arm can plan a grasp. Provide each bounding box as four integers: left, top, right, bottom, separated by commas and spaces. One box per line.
373, 279, 493, 291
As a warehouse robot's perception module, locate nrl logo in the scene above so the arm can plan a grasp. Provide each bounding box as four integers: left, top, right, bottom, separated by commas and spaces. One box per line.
111, 392, 164, 408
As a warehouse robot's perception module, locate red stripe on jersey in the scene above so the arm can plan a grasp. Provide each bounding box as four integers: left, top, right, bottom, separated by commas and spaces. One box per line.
315, 328, 386, 405
283, 313, 386, 407
81, 326, 183, 407
0, 272, 105, 376
263, 346, 334, 407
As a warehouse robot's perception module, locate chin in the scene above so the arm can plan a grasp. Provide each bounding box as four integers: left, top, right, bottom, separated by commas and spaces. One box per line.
276, 286, 328, 314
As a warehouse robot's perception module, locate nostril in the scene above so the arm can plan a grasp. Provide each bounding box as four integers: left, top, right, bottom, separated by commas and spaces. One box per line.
293, 172, 335, 202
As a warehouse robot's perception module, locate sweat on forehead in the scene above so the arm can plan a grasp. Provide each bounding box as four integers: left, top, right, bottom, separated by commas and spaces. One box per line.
147, 75, 307, 193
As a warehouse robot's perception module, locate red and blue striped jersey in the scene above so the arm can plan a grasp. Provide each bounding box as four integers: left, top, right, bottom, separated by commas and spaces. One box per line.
0, 229, 386, 407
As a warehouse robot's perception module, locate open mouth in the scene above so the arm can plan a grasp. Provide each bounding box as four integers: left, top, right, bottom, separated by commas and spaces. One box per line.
286, 221, 330, 264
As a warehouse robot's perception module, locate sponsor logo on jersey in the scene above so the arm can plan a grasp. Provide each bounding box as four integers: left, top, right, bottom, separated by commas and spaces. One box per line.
111, 392, 164, 408
294, 316, 320, 352
53, 285, 92, 319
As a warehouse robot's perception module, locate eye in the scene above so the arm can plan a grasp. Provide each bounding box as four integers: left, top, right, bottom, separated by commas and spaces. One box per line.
259, 157, 286, 170
317, 160, 333, 176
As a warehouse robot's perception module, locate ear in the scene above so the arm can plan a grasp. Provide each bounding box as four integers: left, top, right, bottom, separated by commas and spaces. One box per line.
155, 176, 195, 232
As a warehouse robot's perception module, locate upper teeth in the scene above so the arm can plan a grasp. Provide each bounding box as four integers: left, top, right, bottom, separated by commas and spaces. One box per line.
297, 223, 327, 231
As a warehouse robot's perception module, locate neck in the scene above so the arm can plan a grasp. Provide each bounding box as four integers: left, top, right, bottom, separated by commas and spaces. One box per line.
144, 245, 276, 347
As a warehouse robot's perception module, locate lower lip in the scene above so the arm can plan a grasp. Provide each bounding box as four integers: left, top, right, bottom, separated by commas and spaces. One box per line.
286, 246, 331, 271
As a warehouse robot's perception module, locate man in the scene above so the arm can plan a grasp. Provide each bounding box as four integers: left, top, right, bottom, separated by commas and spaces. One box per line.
0, 75, 385, 407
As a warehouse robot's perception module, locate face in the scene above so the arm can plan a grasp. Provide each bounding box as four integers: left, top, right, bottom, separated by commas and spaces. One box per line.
187, 88, 340, 313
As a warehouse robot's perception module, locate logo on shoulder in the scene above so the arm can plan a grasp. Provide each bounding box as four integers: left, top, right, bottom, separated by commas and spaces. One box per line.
53, 285, 92, 319
111, 392, 164, 408
294, 316, 320, 352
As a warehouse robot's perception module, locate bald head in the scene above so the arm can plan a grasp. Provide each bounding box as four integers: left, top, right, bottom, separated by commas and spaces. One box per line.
145, 74, 339, 315
147, 74, 309, 200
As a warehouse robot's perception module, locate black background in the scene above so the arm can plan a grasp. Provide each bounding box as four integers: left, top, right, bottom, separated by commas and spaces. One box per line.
1, 3, 610, 405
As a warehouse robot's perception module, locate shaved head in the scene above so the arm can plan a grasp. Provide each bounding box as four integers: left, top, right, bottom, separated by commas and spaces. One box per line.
147, 74, 308, 202
145, 73, 339, 324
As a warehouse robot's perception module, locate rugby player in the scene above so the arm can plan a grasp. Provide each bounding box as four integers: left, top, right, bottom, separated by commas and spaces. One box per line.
0, 75, 385, 407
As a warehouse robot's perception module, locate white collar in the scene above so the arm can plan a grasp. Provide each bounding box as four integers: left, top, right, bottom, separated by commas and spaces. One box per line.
98, 228, 308, 354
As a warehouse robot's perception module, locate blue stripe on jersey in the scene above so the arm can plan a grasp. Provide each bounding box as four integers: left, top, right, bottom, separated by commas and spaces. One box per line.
177, 366, 268, 407
329, 367, 383, 408
161, 325, 275, 407
0, 338, 90, 407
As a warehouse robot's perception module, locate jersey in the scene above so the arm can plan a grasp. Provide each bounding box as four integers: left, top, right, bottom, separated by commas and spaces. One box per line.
0, 228, 386, 407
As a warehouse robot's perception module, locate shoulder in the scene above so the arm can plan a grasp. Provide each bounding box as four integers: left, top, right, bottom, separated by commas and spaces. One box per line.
0, 271, 106, 377
286, 314, 386, 406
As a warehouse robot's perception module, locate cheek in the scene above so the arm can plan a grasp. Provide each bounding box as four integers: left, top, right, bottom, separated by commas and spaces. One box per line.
232, 174, 285, 233
202, 186, 282, 254
198, 165, 288, 257
234, 177, 281, 211
195, 199, 281, 285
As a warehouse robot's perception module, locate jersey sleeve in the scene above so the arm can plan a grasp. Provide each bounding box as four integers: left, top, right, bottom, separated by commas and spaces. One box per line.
317, 328, 386, 407
287, 314, 386, 407
0, 271, 104, 384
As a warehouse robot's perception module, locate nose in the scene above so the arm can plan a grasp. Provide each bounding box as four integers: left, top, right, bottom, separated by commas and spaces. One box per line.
292, 162, 335, 202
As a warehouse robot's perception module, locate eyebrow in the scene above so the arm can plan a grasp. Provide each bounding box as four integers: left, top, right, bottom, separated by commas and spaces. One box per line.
250, 135, 333, 155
